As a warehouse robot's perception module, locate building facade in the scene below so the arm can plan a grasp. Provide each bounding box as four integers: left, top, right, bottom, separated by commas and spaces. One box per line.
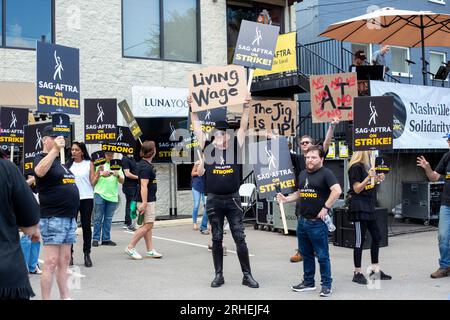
0, 0, 294, 218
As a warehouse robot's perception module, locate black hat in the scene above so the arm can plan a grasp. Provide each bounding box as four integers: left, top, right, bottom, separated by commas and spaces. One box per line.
214, 121, 229, 131
42, 125, 58, 137
355, 50, 367, 60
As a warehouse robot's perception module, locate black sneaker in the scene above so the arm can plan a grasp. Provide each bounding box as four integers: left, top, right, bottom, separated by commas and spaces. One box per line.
352, 272, 368, 285
319, 287, 332, 297
92, 240, 99, 247
370, 270, 392, 280
127, 226, 137, 232
101, 240, 117, 246
291, 281, 316, 292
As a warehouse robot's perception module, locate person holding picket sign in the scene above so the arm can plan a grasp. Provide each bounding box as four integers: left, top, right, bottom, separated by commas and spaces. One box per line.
34, 126, 80, 300
124, 140, 162, 260
277, 145, 341, 297
188, 92, 259, 289
92, 151, 124, 247
288, 118, 340, 263
67, 142, 100, 267
347, 151, 391, 285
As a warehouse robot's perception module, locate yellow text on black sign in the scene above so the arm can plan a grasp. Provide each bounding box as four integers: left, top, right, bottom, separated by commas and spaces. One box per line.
0, 136, 23, 143
102, 144, 134, 154
259, 179, 295, 193
86, 133, 116, 141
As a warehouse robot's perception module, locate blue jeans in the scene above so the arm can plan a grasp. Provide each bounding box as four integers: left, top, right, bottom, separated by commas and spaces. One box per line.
20, 235, 41, 272
438, 205, 450, 269
297, 217, 332, 289
192, 189, 208, 231
93, 194, 118, 242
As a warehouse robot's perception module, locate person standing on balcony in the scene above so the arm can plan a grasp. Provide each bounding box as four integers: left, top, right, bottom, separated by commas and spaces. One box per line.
349, 50, 367, 72
289, 118, 339, 263
371, 45, 390, 73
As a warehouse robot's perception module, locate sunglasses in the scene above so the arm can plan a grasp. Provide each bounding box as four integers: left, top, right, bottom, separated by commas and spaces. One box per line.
300, 141, 312, 145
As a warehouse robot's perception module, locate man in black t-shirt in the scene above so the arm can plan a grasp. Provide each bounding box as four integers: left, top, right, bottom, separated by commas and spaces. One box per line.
289, 118, 339, 263
34, 125, 80, 300
417, 135, 450, 278
122, 154, 139, 231
277, 145, 341, 297
189, 93, 259, 289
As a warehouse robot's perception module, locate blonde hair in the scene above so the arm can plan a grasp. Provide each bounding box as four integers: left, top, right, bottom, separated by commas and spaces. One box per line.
348, 151, 372, 171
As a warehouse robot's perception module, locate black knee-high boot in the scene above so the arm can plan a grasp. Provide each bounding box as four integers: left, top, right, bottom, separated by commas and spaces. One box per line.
237, 250, 259, 288
211, 247, 224, 287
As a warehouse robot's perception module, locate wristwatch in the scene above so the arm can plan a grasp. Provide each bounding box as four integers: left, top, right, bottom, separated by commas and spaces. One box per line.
323, 205, 330, 212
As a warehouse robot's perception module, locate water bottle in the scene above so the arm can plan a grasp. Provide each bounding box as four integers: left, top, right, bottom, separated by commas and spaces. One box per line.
324, 214, 336, 232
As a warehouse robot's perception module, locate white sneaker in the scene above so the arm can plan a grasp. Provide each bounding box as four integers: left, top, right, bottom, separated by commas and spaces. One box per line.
125, 247, 142, 260
146, 249, 162, 258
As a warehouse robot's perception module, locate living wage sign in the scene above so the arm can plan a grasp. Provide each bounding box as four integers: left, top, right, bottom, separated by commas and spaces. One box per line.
233, 20, 280, 70
310, 72, 358, 123
37, 42, 80, 115
187, 65, 247, 112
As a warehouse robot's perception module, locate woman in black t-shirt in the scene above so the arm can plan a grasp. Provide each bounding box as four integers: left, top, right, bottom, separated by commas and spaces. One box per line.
348, 151, 391, 285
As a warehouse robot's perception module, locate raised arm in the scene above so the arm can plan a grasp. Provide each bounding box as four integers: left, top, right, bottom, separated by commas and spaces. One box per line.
323, 118, 339, 152
236, 93, 251, 147
417, 156, 442, 182
188, 95, 206, 150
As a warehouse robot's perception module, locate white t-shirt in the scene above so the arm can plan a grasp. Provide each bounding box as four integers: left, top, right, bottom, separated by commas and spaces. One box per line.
70, 160, 94, 200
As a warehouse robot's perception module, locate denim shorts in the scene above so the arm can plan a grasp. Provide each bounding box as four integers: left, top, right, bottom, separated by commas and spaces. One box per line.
39, 217, 77, 245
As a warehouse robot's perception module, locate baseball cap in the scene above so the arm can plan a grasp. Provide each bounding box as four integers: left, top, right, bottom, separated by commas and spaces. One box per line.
41, 125, 58, 138
355, 50, 367, 60
214, 121, 229, 131
443, 133, 450, 139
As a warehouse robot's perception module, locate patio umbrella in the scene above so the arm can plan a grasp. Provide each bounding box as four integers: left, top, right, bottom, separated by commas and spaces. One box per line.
319, 7, 450, 85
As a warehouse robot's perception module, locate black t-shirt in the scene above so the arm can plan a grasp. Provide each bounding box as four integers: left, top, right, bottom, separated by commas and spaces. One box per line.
435, 151, 450, 206
34, 153, 80, 218
348, 163, 376, 213
134, 159, 157, 202
0, 160, 40, 299
122, 156, 138, 189
296, 167, 338, 219
204, 138, 242, 195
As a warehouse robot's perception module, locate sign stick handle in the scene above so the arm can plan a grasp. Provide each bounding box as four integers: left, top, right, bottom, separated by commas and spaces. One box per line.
279, 201, 289, 235
138, 137, 143, 146
10, 145, 14, 162
370, 150, 376, 186
196, 149, 203, 162
60, 148, 65, 165
247, 68, 255, 92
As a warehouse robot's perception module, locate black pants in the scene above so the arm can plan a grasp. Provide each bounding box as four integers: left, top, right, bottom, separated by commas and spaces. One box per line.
123, 187, 136, 226
353, 220, 381, 268
206, 193, 248, 256
76, 199, 94, 254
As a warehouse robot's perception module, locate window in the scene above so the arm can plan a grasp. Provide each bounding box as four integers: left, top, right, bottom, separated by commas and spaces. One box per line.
1, 0, 53, 49
430, 51, 447, 80
122, 0, 200, 63
390, 46, 411, 77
